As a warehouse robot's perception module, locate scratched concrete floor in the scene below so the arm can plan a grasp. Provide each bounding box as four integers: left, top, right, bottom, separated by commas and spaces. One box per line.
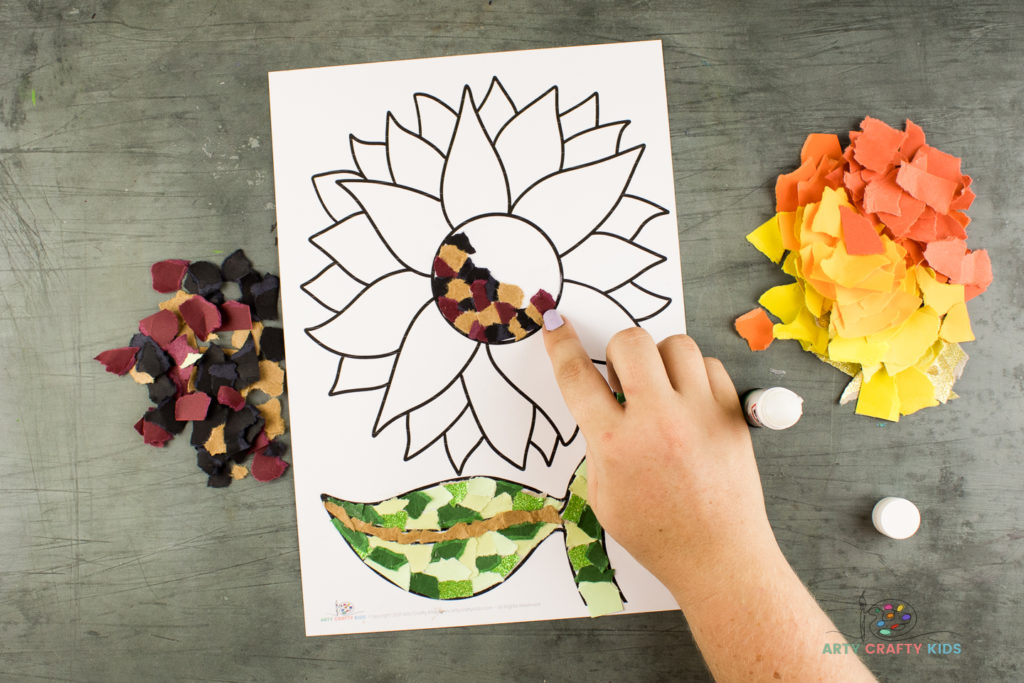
1, 1, 1022, 681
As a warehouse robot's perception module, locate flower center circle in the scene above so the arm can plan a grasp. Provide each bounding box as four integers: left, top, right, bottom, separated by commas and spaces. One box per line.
431, 215, 562, 344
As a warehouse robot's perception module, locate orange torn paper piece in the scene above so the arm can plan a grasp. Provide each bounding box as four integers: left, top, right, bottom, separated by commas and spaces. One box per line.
734, 308, 775, 351
741, 117, 991, 421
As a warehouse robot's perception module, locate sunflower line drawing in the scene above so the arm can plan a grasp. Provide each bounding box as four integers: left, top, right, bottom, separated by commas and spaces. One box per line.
301, 77, 674, 473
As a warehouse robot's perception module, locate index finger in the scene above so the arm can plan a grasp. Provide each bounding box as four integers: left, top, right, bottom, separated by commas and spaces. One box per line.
541, 313, 621, 433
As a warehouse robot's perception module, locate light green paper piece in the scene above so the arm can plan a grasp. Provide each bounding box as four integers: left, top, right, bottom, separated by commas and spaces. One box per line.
471, 572, 503, 593
564, 521, 593, 549
480, 493, 514, 517
578, 580, 624, 617
424, 557, 473, 582
373, 497, 410, 515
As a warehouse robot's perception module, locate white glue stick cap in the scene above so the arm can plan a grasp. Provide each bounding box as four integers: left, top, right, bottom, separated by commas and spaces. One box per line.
872, 497, 921, 539
747, 387, 803, 430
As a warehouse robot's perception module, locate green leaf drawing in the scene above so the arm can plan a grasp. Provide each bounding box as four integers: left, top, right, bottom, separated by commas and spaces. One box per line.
321, 460, 624, 617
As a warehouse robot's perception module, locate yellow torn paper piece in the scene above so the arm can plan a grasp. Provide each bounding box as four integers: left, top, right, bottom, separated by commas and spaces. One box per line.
894, 367, 940, 415
746, 214, 785, 263
856, 368, 900, 421
758, 283, 804, 324
939, 302, 975, 343
881, 306, 941, 375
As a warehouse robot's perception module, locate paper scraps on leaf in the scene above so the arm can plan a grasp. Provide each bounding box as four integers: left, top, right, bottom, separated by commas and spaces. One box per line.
322, 460, 623, 616
738, 118, 991, 421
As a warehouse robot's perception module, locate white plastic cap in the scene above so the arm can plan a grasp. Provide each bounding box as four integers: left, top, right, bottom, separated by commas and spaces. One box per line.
756, 387, 803, 430
872, 497, 921, 539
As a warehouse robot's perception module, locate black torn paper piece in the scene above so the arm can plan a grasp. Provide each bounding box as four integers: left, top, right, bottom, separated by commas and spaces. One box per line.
182, 261, 224, 297
260, 326, 285, 363
221, 249, 253, 281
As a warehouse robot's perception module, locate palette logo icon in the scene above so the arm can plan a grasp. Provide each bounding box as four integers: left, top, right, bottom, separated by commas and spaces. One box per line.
867, 599, 916, 639
335, 601, 354, 616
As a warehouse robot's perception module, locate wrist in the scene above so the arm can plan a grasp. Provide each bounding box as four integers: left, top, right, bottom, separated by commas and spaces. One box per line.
664, 521, 788, 612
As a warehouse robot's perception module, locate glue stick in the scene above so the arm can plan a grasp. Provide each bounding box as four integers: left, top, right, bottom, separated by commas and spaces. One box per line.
742, 387, 803, 430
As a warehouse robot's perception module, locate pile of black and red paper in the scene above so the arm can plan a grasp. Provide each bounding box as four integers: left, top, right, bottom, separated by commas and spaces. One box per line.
96, 250, 289, 487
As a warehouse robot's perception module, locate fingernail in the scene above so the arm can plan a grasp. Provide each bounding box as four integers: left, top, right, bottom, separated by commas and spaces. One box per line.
543, 308, 564, 331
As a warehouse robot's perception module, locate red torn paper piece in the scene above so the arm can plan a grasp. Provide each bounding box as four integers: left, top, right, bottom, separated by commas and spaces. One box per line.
923, 239, 967, 281
165, 334, 200, 367
961, 249, 993, 301
175, 392, 212, 421
852, 117, 907, 172
95, 347, 138, 376
734, 308, 774, 351
169, 365, 192, 397
142, 420, 173, 447
218, 300, 253, 331
139, 309, 180, 347
530, 288, 556, 314
251, 452, 289, 482
151, 259, 190, 293
896, 156, 958, 214
839, 206, 884, 255
862, 171, 903, 217
250, 429, 271, 454
217, 385, 246, 411
901, 120, 926, 159
179, 295, 222, 339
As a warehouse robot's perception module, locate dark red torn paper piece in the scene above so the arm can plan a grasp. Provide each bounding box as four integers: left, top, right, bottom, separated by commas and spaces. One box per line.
151, 259, 190, 293
218, 300, 253, 331
251, 451, 289, 482
165, 335, 201, 367
143, 420, 174, 447
530, 288, 556, 314
179, 295, 223, 339
217, 385, 246, 411
175, 392, 212, 421
139, 309, 180, 347
95, 347, 138, 375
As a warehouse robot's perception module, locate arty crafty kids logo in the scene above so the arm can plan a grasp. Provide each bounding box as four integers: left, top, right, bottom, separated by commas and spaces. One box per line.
823, 598, 962, 656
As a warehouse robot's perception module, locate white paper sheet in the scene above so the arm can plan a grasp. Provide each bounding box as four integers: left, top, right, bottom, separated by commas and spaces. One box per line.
270, 40, 686, 636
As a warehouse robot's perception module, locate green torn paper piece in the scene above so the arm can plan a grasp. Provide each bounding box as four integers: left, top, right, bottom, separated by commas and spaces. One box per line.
567, 543, 592, 571
495, 553, 519, 577
575, 565, 615, 585
401, 490, 431, 519
512, 491, 545, 511
495, 480, 523, 499
579, 580, 624, 617
430, 538, 468, 562
475, 554, 502, 573
586, 541, 610, 571
444, 481, 468, 505
409, 572, 440, 599
437, 504, 481, 529
368, 546, 409, 571
562, 494, 586, 523
499, 522, 546, 540
577, 506, 602, 538
438, 580, 473, 599
340, 500, 384, 526
379, 511, 408, 529
332, 518, 369, 558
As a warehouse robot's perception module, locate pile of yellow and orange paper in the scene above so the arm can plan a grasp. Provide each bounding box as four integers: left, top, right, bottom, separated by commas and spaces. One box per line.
736, 117, 992, 421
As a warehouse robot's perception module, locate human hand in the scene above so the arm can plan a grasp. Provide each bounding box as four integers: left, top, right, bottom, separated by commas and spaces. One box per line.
541, 315, 780, 605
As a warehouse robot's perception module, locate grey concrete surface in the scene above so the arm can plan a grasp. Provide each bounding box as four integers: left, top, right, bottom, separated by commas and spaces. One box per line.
2, 1, 1022, 681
